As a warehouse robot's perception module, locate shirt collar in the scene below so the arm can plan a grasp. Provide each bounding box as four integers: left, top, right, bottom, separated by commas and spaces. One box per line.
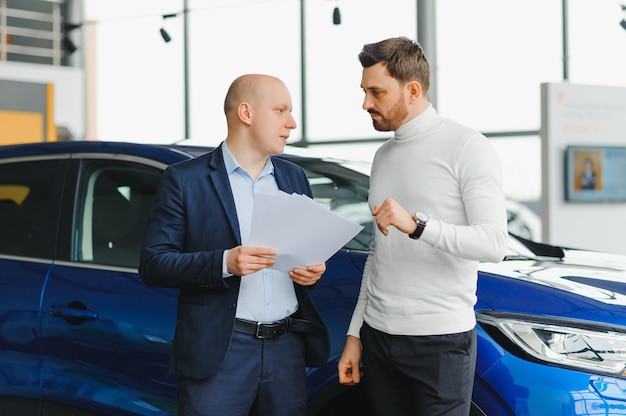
222, 141, 275, 178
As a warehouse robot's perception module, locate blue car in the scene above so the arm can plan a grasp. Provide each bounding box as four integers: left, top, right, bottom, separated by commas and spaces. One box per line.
0, 141, 625, 416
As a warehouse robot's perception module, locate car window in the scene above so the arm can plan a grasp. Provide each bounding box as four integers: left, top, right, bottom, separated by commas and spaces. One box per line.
0, 159, 66, 259
294, 158, 373, 251
75, 160, 162, 269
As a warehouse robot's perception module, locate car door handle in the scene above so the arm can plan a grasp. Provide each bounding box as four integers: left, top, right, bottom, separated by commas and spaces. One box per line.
49, 301, 98, 325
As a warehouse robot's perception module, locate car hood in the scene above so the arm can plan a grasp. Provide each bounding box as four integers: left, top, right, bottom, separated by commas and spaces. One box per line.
478, 245, 626, 317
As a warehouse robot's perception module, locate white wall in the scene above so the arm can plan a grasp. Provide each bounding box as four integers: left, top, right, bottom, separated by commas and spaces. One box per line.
0, 61, 85, 139
541, 82, 626, 254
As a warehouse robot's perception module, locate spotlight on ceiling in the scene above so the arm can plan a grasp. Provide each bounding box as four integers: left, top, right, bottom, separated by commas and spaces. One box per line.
62, 22, 82, 54
160, 28, 172, 43
62, 37, 77, 53
333, 6, 341, 25
160, 13, 178, 42
621, 5, 626, 31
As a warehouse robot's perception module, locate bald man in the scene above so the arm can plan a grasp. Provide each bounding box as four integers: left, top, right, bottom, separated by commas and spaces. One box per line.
140, 74, 330, 416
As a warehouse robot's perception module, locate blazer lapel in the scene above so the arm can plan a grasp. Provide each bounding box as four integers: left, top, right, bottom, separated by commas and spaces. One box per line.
273, 159, 296, 194
206, 145, 241, 245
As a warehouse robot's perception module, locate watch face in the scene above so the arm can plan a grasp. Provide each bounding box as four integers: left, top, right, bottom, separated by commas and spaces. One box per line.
416, 212, 429, 223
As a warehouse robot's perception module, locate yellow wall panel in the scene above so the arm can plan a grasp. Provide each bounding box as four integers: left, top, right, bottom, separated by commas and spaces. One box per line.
0, 110, 44, 145
46, 83, 57, 142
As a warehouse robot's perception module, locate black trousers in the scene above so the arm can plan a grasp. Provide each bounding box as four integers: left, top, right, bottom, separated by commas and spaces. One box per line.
360, 322, 476, 416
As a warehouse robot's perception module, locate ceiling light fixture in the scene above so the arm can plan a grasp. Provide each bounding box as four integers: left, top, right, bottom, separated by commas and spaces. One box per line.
160, 13, 178, 42
62, 23, 82, 54
160, 28, 172, 43
333, 6, 341, 25
621, 5, 626, 31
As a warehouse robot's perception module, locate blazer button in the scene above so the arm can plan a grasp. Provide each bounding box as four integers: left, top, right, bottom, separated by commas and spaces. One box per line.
228, 303, 236, 310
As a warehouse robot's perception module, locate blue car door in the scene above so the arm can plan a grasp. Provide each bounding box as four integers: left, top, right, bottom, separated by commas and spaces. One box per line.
0, 157, 68, 413
38, 156, 179, 416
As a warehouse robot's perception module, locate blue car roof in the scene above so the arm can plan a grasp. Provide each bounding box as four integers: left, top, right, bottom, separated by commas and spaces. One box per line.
0, 140, 212, 164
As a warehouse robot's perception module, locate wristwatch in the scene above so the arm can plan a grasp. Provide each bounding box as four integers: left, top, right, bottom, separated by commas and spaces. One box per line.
408, 212, 429, 240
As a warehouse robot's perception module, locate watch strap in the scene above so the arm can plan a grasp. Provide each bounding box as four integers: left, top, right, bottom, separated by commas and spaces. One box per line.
408, 224, 425, 239
409, 212, 428, 240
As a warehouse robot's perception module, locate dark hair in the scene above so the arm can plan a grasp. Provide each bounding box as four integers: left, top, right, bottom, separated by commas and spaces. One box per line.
358, 36, 430, 92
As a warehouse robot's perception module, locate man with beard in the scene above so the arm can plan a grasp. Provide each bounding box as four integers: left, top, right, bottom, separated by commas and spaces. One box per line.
337, 37, 508, 416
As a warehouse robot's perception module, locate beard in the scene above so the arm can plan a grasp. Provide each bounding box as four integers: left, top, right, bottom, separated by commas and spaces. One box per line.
370, 97, 409, 132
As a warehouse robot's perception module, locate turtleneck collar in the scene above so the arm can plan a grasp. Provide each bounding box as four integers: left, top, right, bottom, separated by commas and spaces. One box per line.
394, 104, 437, 141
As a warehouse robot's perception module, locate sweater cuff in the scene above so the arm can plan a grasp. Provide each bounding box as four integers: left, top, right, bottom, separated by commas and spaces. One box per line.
420, 218, 440, 245
346, 307, 365, 338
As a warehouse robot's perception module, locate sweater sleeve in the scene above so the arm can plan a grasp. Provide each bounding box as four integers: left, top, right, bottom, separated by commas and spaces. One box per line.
420, 132, 508, 263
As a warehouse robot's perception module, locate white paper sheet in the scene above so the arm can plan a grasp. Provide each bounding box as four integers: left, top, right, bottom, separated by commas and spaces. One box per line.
248, 191, 364, 272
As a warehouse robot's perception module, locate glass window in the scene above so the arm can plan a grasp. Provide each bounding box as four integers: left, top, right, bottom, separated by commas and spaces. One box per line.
84, 0, 417, 144
436, 0, 563, 133
75, 160, 162, 269
0, 159, 66, 258
568, 1, 626, 87
491, 136, 542, 241
490, 135, 542, 202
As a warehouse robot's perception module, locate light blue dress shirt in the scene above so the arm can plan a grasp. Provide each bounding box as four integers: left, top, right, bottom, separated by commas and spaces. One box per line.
221, 143, 298, 322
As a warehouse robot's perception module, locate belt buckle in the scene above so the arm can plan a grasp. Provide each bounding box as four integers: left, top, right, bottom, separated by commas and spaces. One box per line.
255, 322, 266, 339
255, 320, 286, 339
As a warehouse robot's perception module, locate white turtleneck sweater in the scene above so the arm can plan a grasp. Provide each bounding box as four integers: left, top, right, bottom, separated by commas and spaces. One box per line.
347, 105, 508, 337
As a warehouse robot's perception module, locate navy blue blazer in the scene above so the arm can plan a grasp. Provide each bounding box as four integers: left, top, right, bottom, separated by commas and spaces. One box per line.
139, 143, 330, 379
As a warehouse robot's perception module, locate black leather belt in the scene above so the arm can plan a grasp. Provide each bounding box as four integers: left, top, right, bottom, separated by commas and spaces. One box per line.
234, 316, 324, 339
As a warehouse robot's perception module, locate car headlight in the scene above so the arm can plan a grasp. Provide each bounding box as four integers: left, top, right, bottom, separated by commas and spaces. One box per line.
477, 311, 626, 377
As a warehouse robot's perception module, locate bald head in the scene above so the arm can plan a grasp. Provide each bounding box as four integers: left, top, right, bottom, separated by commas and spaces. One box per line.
224, 74, 285, 118
222, 73, 296, 171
